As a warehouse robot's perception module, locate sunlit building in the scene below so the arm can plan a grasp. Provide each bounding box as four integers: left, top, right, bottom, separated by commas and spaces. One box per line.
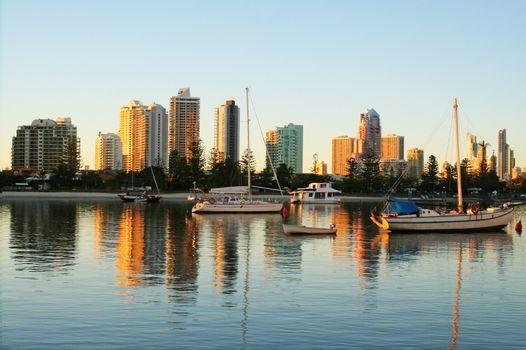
331, 136, 354, 175
354, 108, 381, 159
11, 117, 80, 172
146, 103, 168, 168
169, 87, 200, 160
119, 100, 147, 172
95, 132, 122, 170
380, 134, 404, 160
265, 123, 303, 173
214, 99, 240, 162
406, 148, 424, 179
498, 129, 508, 180
314, 160, 327, 176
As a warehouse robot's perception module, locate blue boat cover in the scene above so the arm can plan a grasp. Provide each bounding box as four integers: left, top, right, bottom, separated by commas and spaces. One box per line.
385, 200, 419, 215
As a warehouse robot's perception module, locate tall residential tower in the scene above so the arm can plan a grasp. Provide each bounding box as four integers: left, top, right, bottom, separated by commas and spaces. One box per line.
266, 123, 303, 173
331, 136, 354, 175
169, 87, 200, 160
354, 108, 381, 159
214, 99, 240, 162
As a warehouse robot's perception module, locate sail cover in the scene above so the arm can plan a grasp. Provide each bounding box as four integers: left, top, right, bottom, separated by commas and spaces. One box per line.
384, 200, 419, 215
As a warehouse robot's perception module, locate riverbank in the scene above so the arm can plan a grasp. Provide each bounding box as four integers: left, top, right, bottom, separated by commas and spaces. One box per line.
0, 191, 384, 202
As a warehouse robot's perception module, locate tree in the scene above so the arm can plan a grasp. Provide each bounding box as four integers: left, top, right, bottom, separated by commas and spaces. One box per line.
345, 157, 362, 193
187, 141, 206, 188
240, 148, 256, 180
420, 155, 439, 192
168, 149, 189, 190
361, 150, 382, 193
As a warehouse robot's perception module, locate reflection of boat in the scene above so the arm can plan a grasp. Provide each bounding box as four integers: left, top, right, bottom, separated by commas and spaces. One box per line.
192, 88, 283, 214
282, 224, 337, 235
371, 98, 514, 232
289, 183, 341, 204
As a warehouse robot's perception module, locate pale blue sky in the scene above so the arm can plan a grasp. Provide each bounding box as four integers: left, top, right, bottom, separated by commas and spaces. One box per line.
1, 0, 525, 171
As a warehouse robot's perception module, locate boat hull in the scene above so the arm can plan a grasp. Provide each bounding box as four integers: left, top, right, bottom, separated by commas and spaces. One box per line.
282, 224, 337, 234
192, 201, 283, 213
291, 198, 341, 204
383, 208, 514, 232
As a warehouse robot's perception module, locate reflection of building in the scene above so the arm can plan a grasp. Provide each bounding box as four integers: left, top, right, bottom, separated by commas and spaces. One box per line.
266, 123, 303, 173
12, 117, 80, 172
331, 136, 354, 175
9, 201, 77, 272
116, 206, 145, 287
95, 132, 122, 170
214, 99, 240, 162
169, 87, 200, 160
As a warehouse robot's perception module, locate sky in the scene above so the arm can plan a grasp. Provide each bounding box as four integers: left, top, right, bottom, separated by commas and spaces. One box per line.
1, 0, 525, 172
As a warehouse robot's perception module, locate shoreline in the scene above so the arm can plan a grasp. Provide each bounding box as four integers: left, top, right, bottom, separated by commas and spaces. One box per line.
0, 191, 384, 202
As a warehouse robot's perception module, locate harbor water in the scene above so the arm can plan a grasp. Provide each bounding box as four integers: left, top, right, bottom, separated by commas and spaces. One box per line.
1, 199, 525, 349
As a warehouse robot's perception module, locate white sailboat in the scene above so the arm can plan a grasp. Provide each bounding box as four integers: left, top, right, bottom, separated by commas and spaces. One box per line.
371, 98, 514, 232
192, 88, 283, 214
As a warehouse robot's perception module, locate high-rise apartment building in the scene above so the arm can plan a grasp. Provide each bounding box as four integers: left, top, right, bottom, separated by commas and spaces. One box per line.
214, 99, 240, 162
380, 134, 404, 160
119, 100, 147, 172
314, 160, 327, 176
146, 103, 168, 168
354, 108, 381, 159
119, 100, 168, 172
265, 123, 303, 173
169, 87, 200, 160
498, 129, 508, 180
12, 117, 79, 172
95, 132, 122, 170
466, 133, 478, 174
331, 136, 354, 175
406, 148, 424, 179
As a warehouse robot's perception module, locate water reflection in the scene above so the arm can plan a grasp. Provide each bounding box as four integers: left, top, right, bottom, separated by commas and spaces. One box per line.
9, 200, 78, 273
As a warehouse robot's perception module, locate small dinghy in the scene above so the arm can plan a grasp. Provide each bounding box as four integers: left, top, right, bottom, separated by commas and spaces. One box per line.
283, 224, 337, 235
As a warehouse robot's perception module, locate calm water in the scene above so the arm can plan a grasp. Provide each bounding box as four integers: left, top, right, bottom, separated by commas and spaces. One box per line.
1, 199, 525, 349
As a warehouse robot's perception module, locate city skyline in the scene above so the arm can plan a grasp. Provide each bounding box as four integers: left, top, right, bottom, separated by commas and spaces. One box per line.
1, 1, 525, 171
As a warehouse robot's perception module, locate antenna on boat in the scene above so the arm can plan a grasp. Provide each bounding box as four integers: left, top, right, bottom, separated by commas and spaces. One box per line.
453, 97, 463, 212
246, 87, 252, 201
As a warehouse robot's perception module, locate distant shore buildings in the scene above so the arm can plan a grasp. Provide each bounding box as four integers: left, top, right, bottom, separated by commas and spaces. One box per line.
11, 117, 79, 172
95, 132, 122, 170
169, 88, 200, 160
331, 136, 354, 175
214, 99, 240, 163
266, 123, 303, 173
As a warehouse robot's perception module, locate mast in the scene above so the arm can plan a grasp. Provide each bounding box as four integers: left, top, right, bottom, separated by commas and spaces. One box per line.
453, 97, 463, 212
246, 87, 252, 200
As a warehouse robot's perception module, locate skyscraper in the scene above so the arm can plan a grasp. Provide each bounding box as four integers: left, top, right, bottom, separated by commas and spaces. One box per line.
354, 108, 381, 159
331, 136, 354, 175
380, 134, 404, 160
119, 100, 147, 172
12, 117, 79, 172
169, 87, 200, 160
265, 123, 303, 173
214, 99, 240, 162
406, 148, 424, 179
497, 129, 508, 180
146, 103, 168, 168
95, 132, 122, 170
466, 133, 478, 174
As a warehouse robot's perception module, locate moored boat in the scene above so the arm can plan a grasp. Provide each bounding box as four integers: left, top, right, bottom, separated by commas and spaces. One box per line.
289, 183, 341, 204
370, 98, 514, 232
282, 223, 337, 235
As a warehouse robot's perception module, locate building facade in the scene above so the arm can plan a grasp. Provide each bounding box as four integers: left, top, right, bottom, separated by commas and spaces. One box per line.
214, 99, 240, 163
380, 134, 404, 160
95, 132, 122, 170
497, 129, 508, 180
406, 148, 424, 179
331, 136, 354, 175
265, 123, 303, 173
119, 100, 147, 172
12, 117, 79, 172
354, 108, 381, 159
169, 87, 200, 160
146, 103, 168, 168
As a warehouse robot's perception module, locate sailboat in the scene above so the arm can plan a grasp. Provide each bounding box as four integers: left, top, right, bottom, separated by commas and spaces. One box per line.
370, 98, 514, 232
191, 88, 283, 213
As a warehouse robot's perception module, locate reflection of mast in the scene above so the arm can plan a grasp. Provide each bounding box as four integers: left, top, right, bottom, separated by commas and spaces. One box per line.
448, 241, 462, 350
241, 221, 250, 345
